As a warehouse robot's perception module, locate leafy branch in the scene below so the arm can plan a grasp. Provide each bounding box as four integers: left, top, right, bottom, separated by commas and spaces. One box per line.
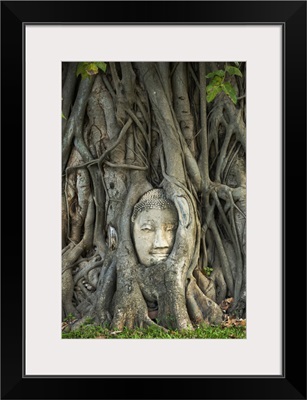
76, 62, 107, 79
206, 64, 243, 104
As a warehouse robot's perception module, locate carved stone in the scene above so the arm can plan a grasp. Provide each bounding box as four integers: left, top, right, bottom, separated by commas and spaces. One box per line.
132, 189, 178, 267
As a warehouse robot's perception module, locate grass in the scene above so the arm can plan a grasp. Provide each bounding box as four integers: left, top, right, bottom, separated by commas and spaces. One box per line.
62, 322, 246, 339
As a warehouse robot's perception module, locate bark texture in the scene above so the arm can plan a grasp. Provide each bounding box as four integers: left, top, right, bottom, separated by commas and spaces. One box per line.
62, 62, 246, 331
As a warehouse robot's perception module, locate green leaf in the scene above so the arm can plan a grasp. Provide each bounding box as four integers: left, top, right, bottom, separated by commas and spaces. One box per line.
76, 62, 92, 79
221, 82, 237, 104
85, 63, 99, 76
76, 62, 107, 79
206, 84, 223, 102
62, 112, 67, 120
206, 70, 225, 79
234, 62, 240, 67
95, 62, 107, 72
209, 75, 223, 87
225, 65, 243, 77
203, 266, 214, 277
206, 75, 224, 102
76, 62, 87, 77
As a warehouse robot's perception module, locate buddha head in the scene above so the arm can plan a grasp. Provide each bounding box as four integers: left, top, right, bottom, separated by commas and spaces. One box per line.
131, 189, 178, 267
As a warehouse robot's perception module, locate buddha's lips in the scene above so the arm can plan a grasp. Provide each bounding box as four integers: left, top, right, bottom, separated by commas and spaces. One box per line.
150, 252, 169, 256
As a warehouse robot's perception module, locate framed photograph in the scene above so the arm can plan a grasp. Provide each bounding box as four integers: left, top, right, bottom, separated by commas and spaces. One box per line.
1, 1, 306, 399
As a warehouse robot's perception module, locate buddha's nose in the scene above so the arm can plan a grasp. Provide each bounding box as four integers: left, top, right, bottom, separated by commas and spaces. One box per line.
153, 228, 168, 249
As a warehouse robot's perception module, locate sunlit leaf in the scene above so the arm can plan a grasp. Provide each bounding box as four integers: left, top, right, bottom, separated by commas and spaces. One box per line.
206, 84, 223, 102
221, 82, 237, 104
207, 75, 223, 88
76, 62, 107, 79
86, 63, 99, 76
225, 65, 243, 77
95, 62, 107, 72
76, 62, 87, 77
206, 70, 225, 79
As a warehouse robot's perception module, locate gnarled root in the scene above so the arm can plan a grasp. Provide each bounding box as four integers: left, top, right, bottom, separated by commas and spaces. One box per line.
62, 197, 95, 318
95, 258, 117, 326
186, 278, 223, 325
157, 288, 194, 331
193, 269, 216, 301
111, 280, 158, 331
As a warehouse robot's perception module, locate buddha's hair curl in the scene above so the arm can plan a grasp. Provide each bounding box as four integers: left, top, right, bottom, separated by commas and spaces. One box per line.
131, 189, 177, 222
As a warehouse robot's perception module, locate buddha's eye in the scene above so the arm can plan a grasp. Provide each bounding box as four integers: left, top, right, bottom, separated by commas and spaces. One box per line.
141, 225, 153, 232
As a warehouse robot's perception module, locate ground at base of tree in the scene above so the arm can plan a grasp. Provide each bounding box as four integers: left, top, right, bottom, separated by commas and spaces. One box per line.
62, 320, 246, 339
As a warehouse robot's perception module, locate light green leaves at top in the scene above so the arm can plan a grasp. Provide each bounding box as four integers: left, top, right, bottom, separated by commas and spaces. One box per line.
86, 63, 99, 76
95, 62, 107, 73
206, 69, 225, 79
76, 62, 107, 79
210, 75, 223, 87
62, 112, 67, 120
221, 82, 237, 104
205, 64, 242, 104
225, 65, 243, 77
206, 83, 223, 103
76, 63, 88, 79
206, 77, 237, 104
206, 75, 223, 103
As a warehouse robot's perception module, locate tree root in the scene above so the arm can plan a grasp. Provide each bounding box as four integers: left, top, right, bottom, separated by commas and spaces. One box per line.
62, 197, 95, 318
186, 278, 223, 325
193, 269, 216, 301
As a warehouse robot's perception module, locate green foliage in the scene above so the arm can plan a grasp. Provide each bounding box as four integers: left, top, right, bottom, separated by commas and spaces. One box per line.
61, 111, 66, 120
62, 322, 246, 339
205, 63, 243, 104
63, 324, 104, 339
206, 85, 223, 103
209, 75, 223, 86
225, 65, 243, 77
206, 69, 225, 79
203, 266, 213, 277
63, 313, 76, 324
76, 62, 107, 79
95, 62, 107, 73
221, 82, 237, 104
84, 316, 95, 324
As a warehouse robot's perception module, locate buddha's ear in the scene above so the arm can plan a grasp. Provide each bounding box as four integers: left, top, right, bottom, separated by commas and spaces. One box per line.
174, 196, 191, 228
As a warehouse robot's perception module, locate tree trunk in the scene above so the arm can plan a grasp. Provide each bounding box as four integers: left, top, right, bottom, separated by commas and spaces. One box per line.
62, 61, 246, 331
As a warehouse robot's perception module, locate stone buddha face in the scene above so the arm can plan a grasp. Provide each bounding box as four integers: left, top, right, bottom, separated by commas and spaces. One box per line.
132, 189, 178, 267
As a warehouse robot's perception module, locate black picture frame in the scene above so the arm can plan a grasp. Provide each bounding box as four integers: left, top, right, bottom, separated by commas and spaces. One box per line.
1, 1, 306, 399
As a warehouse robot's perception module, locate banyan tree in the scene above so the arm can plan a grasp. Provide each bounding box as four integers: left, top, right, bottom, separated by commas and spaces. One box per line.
62, 61, 246, 331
